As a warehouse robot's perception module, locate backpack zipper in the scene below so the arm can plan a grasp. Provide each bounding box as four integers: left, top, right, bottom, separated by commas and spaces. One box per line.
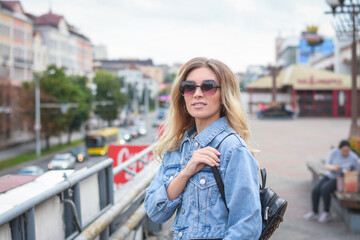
264, 194, 279, 220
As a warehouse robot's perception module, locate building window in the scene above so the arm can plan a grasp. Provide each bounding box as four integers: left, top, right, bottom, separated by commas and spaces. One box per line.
49, 55, 57, 64
14, 47, 25, 63
14, 67, 24, 81
0, 44, 10, 60
14, 28, 25, 41
0, 24, 10, 36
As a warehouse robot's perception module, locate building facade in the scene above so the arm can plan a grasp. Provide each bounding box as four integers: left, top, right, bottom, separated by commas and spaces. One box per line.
27, 11, 92, 78
247, 65, 360, 117
118, 66, 158, 113
0, 1, 34, 144
0, 1, 93, 146
0, 1, 33, 84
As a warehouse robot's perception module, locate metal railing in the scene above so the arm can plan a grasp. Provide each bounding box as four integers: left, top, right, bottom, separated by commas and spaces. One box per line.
75, 142, 158, 240
0, 143, 159, 240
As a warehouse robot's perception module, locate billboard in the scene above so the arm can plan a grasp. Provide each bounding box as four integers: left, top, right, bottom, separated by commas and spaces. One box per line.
108, 145, 154, 185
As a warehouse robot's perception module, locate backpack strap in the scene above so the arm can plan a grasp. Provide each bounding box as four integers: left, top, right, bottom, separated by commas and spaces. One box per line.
211, 133, 235, 211
260, 168, 267, 190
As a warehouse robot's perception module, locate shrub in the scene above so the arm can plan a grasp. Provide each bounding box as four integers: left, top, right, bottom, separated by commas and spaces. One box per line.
349, 136, 360, 157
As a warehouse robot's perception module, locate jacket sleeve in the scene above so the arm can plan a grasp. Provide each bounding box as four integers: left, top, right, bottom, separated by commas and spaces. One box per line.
223, 145, 262, 240
144, 156, 182, 223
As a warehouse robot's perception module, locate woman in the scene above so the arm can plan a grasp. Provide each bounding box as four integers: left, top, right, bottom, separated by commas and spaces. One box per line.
304, 140, 359, 223
144, 57, 262, 239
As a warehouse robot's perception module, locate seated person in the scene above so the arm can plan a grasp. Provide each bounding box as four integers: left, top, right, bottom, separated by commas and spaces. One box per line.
304, 140, 359, 223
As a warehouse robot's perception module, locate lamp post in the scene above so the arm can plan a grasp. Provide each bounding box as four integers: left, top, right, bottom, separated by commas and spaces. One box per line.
35, 75, 41, 156
326, 0, 360, 137
267, 64, 282, 106
35, 69, 55, 156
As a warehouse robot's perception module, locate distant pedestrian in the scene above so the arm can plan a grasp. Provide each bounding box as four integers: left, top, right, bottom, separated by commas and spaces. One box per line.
304, 140, 359, 223
144, 57, 262, 239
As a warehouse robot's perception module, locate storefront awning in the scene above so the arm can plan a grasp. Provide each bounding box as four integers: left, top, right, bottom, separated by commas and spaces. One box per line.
247, 65, 360, 90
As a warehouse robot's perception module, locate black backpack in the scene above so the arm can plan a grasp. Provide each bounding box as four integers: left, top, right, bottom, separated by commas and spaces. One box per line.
212, 134, 287, 239
258, 168, 288, 240
212, 167, 287, 240
211, 133, 287, 240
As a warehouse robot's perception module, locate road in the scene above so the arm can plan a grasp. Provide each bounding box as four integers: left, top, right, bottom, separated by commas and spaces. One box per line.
0, 111, 161, 176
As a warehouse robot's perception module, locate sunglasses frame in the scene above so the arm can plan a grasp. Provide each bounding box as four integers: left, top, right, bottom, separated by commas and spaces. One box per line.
179, 80, 221, 97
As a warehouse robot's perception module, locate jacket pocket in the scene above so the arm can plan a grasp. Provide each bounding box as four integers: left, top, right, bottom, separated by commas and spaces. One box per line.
189, 166, 218, 210
162, 163, 181, 183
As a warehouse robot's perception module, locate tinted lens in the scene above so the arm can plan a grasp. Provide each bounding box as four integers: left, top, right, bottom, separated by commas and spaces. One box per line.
200, 80, 218, 95
180, 81, 196, 96
180, 80, 220, 96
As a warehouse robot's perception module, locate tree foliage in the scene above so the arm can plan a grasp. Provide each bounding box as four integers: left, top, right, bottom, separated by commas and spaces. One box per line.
164, 72, 176, 83
21, 65, 93, 149
93, 70, 126, 125
66, 75, 93, 143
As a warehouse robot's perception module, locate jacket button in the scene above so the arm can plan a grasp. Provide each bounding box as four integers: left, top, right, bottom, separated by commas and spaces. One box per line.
182, 209, 185, 214
178, 232, 183, 238
200, 178, 206, 185
169, 175, 174, 180
194, 142, 199, 147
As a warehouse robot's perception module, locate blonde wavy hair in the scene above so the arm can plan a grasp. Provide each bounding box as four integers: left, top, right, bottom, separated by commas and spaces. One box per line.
154, 57, 252, 159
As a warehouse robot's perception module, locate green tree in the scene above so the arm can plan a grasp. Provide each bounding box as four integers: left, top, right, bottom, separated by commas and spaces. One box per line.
164, 72, 176, 83
94, 70, 126, 126
66, 75, 93, 144
38, 65, 70, 149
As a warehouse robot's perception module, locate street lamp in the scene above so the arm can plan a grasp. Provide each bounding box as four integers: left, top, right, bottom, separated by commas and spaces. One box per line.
326, 0, 360, 137
267, 62, 283, 106
35, 69, 55, 156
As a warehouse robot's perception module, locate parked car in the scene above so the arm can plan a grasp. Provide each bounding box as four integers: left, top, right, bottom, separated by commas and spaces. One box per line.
137, 123, 147, 136
48, 153, 76, 170
257, 106, 294, 119
17, 165, 44, 176
157, 108, 166, 119
152, 119, 165, 128
129, 126, 139, 138
71, 146, 88, 162
118, 130, 130, 145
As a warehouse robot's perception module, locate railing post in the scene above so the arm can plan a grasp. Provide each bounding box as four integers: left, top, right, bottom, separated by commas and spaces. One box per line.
26, 208, 36, 240
74, 183, 82, 227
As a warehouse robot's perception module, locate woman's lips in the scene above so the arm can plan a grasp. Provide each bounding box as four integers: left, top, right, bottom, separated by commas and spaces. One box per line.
192, 102, 207, 108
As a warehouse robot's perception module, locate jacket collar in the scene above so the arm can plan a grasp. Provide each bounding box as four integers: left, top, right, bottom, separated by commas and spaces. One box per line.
181, 117, 231, 150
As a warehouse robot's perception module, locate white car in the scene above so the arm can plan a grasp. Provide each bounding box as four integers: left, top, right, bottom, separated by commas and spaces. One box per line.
48, 153, 76, 170
17, 165, 45, 176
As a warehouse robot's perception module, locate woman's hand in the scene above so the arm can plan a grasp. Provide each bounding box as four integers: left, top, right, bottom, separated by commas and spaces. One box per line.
183, 146, 221, 177
325, 164, 341, 172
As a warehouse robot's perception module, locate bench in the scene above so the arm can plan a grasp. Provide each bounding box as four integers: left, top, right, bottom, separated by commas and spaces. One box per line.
306, 160, 360, 233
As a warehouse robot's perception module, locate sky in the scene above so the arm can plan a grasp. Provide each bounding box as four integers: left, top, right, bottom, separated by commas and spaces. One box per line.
20, 0, 335, 73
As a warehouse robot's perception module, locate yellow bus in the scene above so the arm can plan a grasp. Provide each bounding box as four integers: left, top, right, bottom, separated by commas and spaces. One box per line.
85, 127, 119, 156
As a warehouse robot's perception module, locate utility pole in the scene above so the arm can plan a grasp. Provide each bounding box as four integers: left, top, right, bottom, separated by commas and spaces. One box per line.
35, 75, 41, 156
326, 0, 360, 137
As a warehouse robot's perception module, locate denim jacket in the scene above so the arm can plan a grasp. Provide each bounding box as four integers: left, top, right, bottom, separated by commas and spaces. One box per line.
145, 117, 262, 240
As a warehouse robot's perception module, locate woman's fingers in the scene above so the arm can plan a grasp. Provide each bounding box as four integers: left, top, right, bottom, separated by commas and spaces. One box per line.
194, 154, 220, 167
195, 147, 220, 162
185, 147, 222, 176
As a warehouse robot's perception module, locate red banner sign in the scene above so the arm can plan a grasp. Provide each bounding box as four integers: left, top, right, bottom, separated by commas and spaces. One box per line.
108, 145, 154, 185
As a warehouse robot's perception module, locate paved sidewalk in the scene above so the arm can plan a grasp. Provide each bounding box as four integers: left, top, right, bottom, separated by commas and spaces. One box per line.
249, 117, 359, 240
0, 131, 84, 162
155, 117, 359, 240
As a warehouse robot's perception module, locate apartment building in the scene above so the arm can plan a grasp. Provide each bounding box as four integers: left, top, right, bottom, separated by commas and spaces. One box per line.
27, 11, 93, 78
0, 1, 33, 84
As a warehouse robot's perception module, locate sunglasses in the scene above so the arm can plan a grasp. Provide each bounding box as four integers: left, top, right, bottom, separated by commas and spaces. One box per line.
179, 80, 221, 97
